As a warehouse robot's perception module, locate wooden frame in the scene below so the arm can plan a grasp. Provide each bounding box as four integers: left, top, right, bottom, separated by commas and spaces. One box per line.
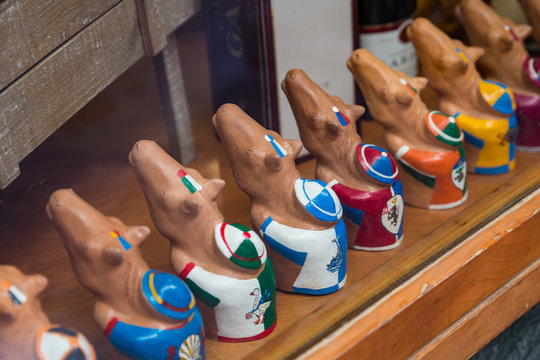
0, 0, 199, 189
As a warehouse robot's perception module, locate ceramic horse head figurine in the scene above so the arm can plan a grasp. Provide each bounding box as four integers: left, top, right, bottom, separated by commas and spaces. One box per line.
46, 189, 204, 360
456, 0, 540, 150
281, 68, 404, 250
348, 48, 468, 210
212, 103, 347, 295
407, 17, 518, 173
0, 264, 98, 360
129, 140, 276, 342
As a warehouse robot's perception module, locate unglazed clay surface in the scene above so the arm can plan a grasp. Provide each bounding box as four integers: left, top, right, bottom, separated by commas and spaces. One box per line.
520, 0, 540, 44
46, 189, 205, 360
456, 0, 535, 95
0, 265, 98, 360
456, 0, 540, 150
212, 104, 347, 294
129, 140, 277, 342
407, 17, 518, 174
281, 68, 404, 250
347, 49, 468, 209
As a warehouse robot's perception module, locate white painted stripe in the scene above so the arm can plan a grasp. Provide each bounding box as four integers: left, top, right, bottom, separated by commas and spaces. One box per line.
361, 145, 398, 179
528, 58, 539, 80
9, 285, 27, 304
428, 190, 468, 210
516, 145, 540, 153
353, 234, 403, 251
395, 145, 410, 160
427, 111, 463, 142
185, 175, 202, 191
326, 179, 339, 188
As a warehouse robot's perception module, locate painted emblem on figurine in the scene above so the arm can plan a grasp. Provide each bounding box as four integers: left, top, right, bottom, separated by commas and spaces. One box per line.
456, 0, 540, 151
347, 49, 468, 210
46, 189, 205, 360
245, 288, 272, 324
212, 103, 348, 293
281, 68, 404, 250
326, 238, 344, 272
0, 265, 99, 360
381, 194, 404, 235
178, 334, 202, 360
129, 140, 277, 341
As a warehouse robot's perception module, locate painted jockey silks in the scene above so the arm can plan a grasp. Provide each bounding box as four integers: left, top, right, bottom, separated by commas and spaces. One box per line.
105, 270, 205, 360
178, 222, 276, 342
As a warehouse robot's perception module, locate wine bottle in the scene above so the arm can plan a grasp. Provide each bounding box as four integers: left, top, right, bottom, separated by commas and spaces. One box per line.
357, 0, 417, 76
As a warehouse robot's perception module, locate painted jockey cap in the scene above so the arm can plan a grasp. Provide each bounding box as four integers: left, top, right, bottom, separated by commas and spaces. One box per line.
142, 270, 195, 320
294, 178, 342, 222
425, 111, 463, 147
356, 144, 399, 184
215, 222, 266, 270
478, 79, 515, 115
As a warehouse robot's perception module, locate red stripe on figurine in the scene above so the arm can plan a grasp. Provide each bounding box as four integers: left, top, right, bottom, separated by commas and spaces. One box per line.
217, 320, 277, 342
176, 169, 187, 178
104, 317, 119, 338
220, 222, 264, 262
178, 262, 195, 280
161, 300, 192, 313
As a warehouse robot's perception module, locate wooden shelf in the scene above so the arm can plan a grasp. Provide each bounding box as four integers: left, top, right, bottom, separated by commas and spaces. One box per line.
0, 21, 538, 358
207, 121, 540, 360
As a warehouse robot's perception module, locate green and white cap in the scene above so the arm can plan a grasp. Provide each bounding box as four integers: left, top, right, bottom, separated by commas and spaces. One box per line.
215, 222, 266, 270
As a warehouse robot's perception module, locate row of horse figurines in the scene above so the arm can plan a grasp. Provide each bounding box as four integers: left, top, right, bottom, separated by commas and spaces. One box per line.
4, 1, 540, 359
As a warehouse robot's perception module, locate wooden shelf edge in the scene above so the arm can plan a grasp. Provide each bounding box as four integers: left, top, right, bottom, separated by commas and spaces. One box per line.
412, 257, 540, 360
247, 166, 540, 360
301, 188, 540, 359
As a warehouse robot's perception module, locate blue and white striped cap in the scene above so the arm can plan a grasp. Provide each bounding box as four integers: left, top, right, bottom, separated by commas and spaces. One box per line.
294, 178, 342, 222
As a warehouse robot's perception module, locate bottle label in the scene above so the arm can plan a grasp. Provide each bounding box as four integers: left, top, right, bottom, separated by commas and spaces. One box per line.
359, 19, 417, 77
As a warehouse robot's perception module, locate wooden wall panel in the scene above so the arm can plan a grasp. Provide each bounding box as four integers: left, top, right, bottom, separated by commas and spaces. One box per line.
135, 0, 167, 55
0, 0, 121, 90
162, 0, 200, 35
0, 0, 145, 189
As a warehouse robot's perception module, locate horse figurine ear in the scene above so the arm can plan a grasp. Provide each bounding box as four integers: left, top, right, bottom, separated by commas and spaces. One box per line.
102, 246, 124, 266
264, 153, 283, 172
506, 21, 532, 40
181, 198, 200, 215
24, 274, 48, 298
347, 105, 366, 124
325, 119, 341, 136
286, 139, 303, 158
203, 178, 225, 201
438, 53, 464, 74
500, 32, 515, 51
489, 31, 514, 51
461, 44, 485, 63
395, 89, 413, 106
124, 226, 150, 247
408, 76, 428, 92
